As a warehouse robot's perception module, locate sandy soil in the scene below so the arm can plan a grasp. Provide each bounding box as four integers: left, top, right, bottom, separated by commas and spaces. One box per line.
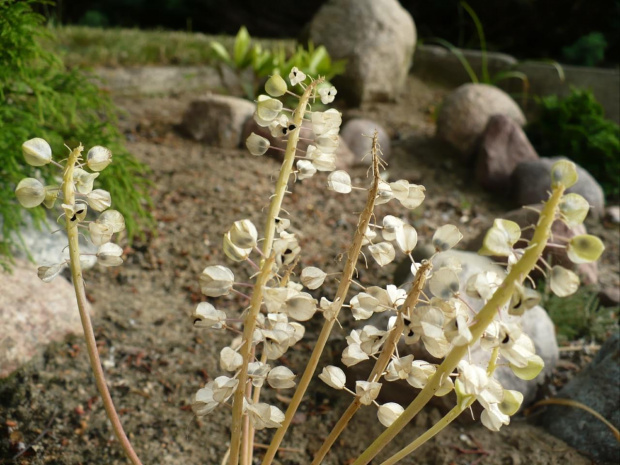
1, 74, 615, 465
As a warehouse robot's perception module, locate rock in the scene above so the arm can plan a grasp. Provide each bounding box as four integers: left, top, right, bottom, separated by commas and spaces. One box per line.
0, 259, 91, 378
540, 332, 620, 463
363, 250, 558, 413
241, 117, 355, 170
512, 157, 605, 219
604, 205, 620, 225
599, 285, 620, 307
436, 83, 526, 160
309, 0, 416, 105
181, 94, 255, 148
340, 118, 392, 165
475, 114, 539, 192
466, 205, 598, 285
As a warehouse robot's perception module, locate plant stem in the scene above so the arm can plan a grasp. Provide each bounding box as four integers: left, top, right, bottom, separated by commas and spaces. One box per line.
353, 185, 565, 465
311, 260, 432, 464
261, 133, 382, 464
229, 79, 322, 465
63, 145, 142, 465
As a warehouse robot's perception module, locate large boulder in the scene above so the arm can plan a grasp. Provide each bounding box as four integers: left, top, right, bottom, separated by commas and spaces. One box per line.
180, 94, 255, 148
340, 118, 391, 165
309, 0, 416, 105
512, 157, 606, 220
475, 114, 539, 193
0, 259, 91, 378
436, 83, 526, 160
540, 332, 620, 464
466, 205, 598, 285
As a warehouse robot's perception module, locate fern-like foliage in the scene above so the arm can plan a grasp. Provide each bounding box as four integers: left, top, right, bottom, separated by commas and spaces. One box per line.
0, 0, 153, 268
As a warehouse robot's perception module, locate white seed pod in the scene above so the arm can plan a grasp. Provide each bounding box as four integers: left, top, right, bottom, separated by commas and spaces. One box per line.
220, 347, 243, 372
316, 134, 339, 154
300, 266, 327, 290
479, 219, 521, 257
318, 365, 346, 390
395, 223, 418, 254
96, 242, 124, 267
199, 265, 234, 297
248, 361, 271, 387
247, 402, 285, 430
72, 168, 99, 195
212, 376, 238, 403
98, 209, 126, 233
229, 219, 258, 249
43, 185, 60, 209
86, 189, 112, 212
307, 146, 336, 172
342, 343, 370, 366
499, 389, 524, 416
382, 215, 404, 242
283, 292, 317, 321
37, 263, 65, 283
192, 385, 219, 416
377, 403, 404, 427
368, 242, 396, 267
549, 265, 580, 297
223, 232, 252, 262
355, 381, 382, 405
551, 160, 578, 188
256, 95, 283, 122
192, 302, 226, 329
390, 180, 425, 209
432, 224, 463, 252
246, 132, 271, 156
297, 159, 317, 180
22, 138, 52, 166
429, 268, 460, 300
375, 181, 394, 205
559, 193, 589, 227
86, 146, 112, 171
289, 67, 306, 86
327, 170, 352, 194
567, 234, 604, 264
265, 74, 287, 97
15, 178, 46, 208
509, 354, 544, 381
89, 221, 113, 246
311, 108, 341, 136
267, 366, 296, 389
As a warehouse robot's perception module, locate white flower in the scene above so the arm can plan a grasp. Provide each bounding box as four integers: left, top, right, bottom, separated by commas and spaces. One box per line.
432, 224, 463, 252
327, 170, 352, 194
86, 189, 112, 212
377, 403, 404, 427
246, 133, 271, 156
220, 347, 243, 372
273, 231, 301, 266
192, 302, 227, 329
289, 67, 306, 86
274, 216, 290, 233
319, 365, 346, 390
96, 243, 124, 267
22, 138, 52, 166
444, 314, 472, 346
355, 381, 382, 405
86, 146, 112, 171
549, 265, 580, 297
300, 266, 327, 290
265, 74, 287, 97
318, 85, 337, 104
200, 265, 235, 297
15, 178, 45, 208
481, 402, 510, 431
267, 366, 296, 389
62, 203, 88, 224
385, 355, 414, 381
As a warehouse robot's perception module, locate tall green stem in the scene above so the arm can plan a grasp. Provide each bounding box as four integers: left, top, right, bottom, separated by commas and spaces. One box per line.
353, 185, 565, 465
261, 134, 382, 464
63, 146, 142, 465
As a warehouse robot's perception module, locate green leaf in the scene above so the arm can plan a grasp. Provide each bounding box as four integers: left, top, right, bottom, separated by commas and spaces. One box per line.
210, 41, 231, 65
233, 26, 251, 68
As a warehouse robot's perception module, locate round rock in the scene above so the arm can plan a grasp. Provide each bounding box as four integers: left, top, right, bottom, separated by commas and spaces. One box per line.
340, 118, 391, 165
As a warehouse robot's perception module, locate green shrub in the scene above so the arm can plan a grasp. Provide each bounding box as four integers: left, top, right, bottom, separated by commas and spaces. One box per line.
562, 32, 607, 67
526, 88, 620, 199
0, 0, 153, 268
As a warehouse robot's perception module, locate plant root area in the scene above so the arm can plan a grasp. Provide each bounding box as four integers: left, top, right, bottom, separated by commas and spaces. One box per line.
1, 75, 617, 465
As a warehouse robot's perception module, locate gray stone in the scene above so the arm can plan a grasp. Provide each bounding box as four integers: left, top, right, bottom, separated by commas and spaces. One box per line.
599, 286, 620, 307
540, 332, 620, 463
512, 157, 605, 219
605, 205, 620, 224
466, 205, 598, 285
0, 259, 91, 378
436, 83, 526, 160
475, 114, 539, 193
340, 118, 391, 165
309, 0, 416, 105
181, 94, 255, 149
241, 117, 355, 170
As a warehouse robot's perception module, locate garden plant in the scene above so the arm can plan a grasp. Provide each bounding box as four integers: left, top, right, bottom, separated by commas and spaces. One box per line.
14, 63, 607, 464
